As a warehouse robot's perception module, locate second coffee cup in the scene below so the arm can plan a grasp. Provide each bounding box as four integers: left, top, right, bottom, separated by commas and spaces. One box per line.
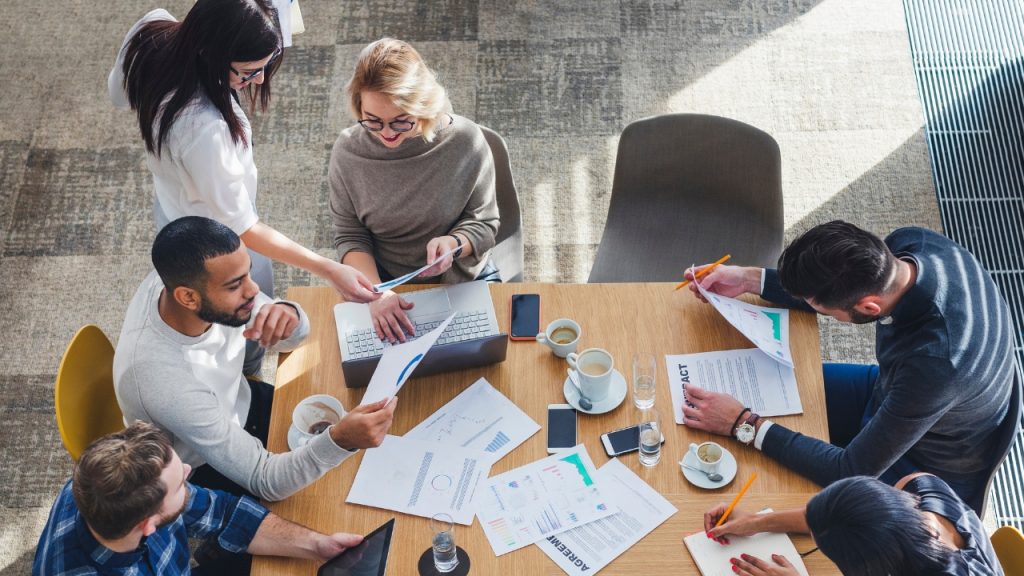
537, 318, 582, 358
566, 348, 614, 403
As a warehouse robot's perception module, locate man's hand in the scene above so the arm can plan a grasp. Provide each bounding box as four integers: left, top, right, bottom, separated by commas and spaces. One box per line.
419, 236, 459, 278
681, 385, 746, 436
703, 504, 759, 544
244, 303, 299, 348
324, 261, 380, 303
686, 264, 762, 302
730, 554, 801, 576
313, 532, 364, 563
329, 398, 397, 451
370, 291, 415, 343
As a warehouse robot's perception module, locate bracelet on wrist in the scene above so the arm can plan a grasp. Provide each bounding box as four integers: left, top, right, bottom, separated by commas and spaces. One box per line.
451, 235, 464, 258
731, 407, 751, 434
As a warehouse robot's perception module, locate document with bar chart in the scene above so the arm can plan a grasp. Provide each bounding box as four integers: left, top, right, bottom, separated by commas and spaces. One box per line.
406, 378, 540, 461
476, 445, 618, 556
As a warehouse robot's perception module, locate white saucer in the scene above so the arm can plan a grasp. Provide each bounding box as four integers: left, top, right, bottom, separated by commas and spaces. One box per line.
679, 448, 738, 489
562, 369, 628, 415
287, 424, 311, 451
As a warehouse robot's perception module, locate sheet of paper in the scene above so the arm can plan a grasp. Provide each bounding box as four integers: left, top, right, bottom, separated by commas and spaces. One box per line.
406, 378, 540, 461
683, 518, 809, 576
476, 445, 619, 556
346, 434, 493, 525
271, 0, 292, 46
666, 349, 803, 424
694, 276, 793, 366
535, 458, 677, 574
360, 314, 455, 406
373, 247, 458, 292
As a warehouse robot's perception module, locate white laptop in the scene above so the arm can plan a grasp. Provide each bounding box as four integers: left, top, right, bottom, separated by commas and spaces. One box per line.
333, 281, 508, 387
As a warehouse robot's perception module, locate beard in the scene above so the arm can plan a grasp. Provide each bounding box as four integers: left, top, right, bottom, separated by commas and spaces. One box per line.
196, 293, 254, 327
847, 308, 879, 325
156, 489, 191, 530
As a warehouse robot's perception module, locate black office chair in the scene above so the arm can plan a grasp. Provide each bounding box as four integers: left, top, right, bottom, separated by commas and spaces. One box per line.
480, 125, 524, 282
969, 370, 1022, 517
588, 114, 784, 283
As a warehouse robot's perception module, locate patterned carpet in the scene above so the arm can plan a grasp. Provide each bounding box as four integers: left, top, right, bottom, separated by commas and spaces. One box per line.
0, 0, 939, 571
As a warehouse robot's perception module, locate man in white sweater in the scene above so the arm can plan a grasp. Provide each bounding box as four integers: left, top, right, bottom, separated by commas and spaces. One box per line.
114, 216, 396, 501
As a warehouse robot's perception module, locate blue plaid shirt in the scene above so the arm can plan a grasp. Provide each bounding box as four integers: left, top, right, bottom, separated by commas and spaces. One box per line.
33, 480, 269, 575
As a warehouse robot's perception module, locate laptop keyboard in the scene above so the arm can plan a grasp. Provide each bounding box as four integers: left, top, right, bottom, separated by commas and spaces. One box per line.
344, 309, 494, 360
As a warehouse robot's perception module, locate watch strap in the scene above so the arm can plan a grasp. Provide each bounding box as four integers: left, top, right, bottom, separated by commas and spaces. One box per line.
731, 407, 751, 436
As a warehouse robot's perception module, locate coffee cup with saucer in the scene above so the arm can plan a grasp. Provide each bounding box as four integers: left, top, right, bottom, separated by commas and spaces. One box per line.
288, 394, 345, 450
537, 318, 581, 358
679, 441, 738, 489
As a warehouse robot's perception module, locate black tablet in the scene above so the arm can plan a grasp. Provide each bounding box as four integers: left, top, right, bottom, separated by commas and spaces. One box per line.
317, 518, 395, 576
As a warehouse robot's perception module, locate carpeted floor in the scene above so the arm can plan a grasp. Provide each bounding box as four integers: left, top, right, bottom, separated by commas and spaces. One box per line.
0, 0, 940, 571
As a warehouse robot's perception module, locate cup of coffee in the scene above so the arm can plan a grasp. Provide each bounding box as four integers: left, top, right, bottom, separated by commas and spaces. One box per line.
537, 319, 582, 358
566, 348, 614, 403
292, 394, 346, 447
688, 441, 724, 475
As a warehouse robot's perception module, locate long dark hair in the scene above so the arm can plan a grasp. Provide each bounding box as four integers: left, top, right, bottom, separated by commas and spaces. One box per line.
121, 0, 283, 155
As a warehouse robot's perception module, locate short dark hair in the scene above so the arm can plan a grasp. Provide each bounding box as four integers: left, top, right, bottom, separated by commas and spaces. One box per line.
72, 422, 174, 540
806, 476, 953, 575
776, 221, 896, 309
151, 216, 241, 291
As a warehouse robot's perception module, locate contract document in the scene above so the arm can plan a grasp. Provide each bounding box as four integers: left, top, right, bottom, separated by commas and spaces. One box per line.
359, 314, 454, 406
346, 434, 492, 525
406, 378, 540, 461
536, 458, 677, 574
476, 445, 618, 556
666, 349, 802, 424
694, 276, 793, 366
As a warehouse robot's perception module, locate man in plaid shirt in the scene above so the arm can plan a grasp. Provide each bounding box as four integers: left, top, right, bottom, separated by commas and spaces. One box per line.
33, 422, 364, 575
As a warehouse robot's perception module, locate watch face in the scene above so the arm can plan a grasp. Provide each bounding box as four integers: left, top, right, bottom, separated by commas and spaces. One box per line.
736, 424, 755, 443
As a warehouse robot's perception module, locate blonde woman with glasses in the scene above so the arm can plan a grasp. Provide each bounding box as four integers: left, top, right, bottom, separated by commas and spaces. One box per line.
329, 38, 500, 344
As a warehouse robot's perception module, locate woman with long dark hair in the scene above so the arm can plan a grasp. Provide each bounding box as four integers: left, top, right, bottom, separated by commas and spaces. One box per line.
109, 1, 378, 372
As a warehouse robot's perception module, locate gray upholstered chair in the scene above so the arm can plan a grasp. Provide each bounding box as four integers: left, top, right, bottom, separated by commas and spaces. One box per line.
480, 125, 524, 282
588, 114, 784, 283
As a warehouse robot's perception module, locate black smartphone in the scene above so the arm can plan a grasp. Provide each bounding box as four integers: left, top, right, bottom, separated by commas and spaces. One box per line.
601, 424, 665, 457
547, 404, 577, 453
510, 293, 541, 341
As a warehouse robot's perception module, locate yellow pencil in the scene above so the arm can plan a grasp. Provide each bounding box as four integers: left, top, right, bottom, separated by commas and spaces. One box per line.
714, 472, 757, 528
674, 254, 731, 291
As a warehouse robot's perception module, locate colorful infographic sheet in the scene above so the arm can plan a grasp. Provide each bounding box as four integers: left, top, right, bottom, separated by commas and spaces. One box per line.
694, 277, 793, 366
476, 445, 618, 556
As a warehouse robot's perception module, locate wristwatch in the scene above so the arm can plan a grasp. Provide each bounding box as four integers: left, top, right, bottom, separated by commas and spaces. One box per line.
451, 234, 464, 258
734, 411, 761, 445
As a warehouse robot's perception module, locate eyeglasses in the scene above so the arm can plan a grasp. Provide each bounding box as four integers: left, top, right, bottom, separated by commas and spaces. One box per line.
230, 48, 281, 83
358, 118, 417, 133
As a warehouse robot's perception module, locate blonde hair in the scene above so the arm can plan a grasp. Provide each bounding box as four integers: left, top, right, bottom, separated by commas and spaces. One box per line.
347, 38, 452, 142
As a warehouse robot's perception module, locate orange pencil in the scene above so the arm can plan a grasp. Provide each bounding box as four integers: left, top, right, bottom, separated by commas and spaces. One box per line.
714, 472, 757, 528
674, 254, 731, 290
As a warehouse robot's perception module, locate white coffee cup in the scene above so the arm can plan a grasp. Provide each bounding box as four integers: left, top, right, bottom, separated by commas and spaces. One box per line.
537, 318, 582, 358
688, 441, 724, 475
566, 348, 614, 403
291, 394, 346, 447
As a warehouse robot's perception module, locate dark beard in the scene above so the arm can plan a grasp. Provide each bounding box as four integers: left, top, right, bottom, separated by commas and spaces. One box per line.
848, 308, 878, 325
196, 294, 253, 327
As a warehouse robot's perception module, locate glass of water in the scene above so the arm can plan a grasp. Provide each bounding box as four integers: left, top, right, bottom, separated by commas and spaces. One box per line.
638, 407, 662, 467
632, 352, 657, 409
431, 512, 458, 573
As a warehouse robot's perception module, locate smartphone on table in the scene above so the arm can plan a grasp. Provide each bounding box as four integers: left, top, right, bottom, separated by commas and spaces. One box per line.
601, 424, 665, 457
509, 293, 541, 341
547, 404, 577, 454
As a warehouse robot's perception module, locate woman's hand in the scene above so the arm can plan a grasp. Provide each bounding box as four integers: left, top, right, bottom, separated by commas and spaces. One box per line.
323, 261, 379, 303
419, 236, 459, 277
729, 554, 801, 576
703, 505, 760, 544
370, 291, 415, 343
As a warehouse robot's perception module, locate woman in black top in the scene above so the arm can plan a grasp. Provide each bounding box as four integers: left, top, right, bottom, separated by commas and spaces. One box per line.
703, 474, 1002, 575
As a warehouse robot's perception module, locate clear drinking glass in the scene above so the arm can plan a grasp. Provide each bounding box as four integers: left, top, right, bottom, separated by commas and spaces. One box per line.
638, 407, 662, 467
431, 512, 459, 573
632, 352, 657, 409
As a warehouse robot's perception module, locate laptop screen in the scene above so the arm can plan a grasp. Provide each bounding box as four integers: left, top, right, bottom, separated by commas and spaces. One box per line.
318, 519, 394, 576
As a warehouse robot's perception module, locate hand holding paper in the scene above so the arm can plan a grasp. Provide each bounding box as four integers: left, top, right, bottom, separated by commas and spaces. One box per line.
373, 247, 458, 292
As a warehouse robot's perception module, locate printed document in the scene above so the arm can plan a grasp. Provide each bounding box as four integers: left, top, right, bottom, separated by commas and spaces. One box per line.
373, 247, 458, 292
406, 378, 540, 461
359, 314, 455, 406
346, 434, 492, 525
476, 445, 618, 556
536, 458, 677, 574
694, 275, 793, 366
683, 513, 809, 576
666, 349, 803, 424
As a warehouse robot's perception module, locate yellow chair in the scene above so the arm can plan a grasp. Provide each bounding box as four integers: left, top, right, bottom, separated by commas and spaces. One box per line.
55, 325, 124, 460
992, 525, 1024, 574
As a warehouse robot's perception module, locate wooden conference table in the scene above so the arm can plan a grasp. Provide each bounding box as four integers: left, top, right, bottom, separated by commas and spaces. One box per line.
254, 283, 839, 575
